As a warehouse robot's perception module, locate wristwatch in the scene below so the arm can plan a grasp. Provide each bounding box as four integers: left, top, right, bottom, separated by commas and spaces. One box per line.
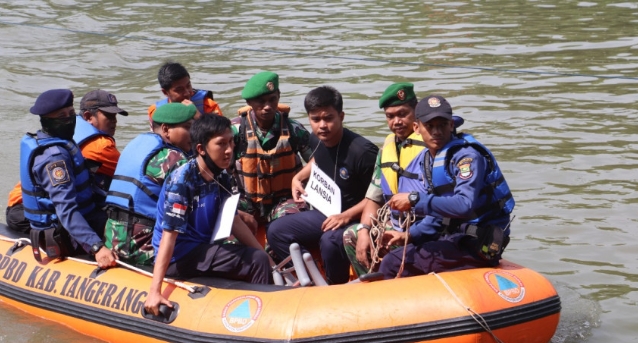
90, 241, 105, 256
408, 191, 420, 207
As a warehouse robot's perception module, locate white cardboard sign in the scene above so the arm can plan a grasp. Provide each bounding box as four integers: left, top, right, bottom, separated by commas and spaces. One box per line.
302, 163, 341, 217
210, 193, 240, 243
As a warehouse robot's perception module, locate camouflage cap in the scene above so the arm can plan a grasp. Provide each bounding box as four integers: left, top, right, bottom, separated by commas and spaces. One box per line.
241, 71, 279, 100
152, 103, 197, 124
378, 82, 416, 109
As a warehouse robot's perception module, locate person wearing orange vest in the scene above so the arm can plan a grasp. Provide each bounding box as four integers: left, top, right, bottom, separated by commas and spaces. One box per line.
231, 71, 313, 234
147, 62, 222, 127
5, 90, 127, 234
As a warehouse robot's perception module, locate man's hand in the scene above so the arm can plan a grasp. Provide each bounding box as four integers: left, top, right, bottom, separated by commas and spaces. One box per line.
95, 246, 117, 269
388, 193, 412, 212
238, 210, 258, 235
382, 230, 407, 248
321, 213, 350, 232
291, 178, 307, 203
144, 291, 173, 317
355, 229, 372, 269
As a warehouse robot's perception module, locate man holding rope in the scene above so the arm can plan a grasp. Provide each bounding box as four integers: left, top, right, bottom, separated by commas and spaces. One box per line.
379, 95, 515, 279
343, 84, 464, 277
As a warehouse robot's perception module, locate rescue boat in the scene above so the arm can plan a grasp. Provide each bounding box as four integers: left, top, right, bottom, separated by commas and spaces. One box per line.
0, 224, 560, 343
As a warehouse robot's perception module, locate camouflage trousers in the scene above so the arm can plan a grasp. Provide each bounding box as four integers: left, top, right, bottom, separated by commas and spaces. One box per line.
239, 197, 308, 224
104, 217, 154, 265
343, 223, 398, 277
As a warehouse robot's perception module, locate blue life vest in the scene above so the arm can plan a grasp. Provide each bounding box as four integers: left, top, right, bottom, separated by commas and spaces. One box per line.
19, 133, 94, 228
105, 133, 184, 220
73, 115, 114, 194
426, 133, 514, 226
73, 115, 109, 146
155, 89, 212, 115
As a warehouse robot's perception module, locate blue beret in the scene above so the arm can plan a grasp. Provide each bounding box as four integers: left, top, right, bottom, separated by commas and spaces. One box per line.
30, 89, 74, 116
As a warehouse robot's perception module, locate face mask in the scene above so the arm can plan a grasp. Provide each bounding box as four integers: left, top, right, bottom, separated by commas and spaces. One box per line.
41, 115, 76, 141
202, 150, 223, 177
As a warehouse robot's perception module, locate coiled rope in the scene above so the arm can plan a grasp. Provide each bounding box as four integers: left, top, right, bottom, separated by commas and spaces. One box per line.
368, 203, 415, 277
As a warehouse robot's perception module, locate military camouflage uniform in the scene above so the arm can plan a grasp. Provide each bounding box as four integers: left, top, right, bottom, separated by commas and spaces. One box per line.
104, 148, 188, 265
343, 150, 399, 276
230, 111, 313, 224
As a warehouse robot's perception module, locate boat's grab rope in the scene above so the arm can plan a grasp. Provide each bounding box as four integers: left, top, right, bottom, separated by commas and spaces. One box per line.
431, 271, 505, 343
368, 203, 415, 277
0, 235, 196, 293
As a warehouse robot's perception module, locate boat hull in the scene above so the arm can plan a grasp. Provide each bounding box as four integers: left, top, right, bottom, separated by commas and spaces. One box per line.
0, 225, 560, 342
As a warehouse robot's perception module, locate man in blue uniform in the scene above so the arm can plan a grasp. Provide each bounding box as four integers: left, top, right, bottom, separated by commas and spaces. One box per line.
380, 95, 515, 279
145, 115, 273, 317
20, 89, 117, 268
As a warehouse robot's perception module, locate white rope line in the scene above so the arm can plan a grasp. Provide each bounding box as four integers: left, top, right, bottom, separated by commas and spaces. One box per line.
1, 235, 196, 293
430, 271, 504, 343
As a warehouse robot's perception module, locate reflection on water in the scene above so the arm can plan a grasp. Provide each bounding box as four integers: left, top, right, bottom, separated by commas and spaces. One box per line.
1, 0, 637, 342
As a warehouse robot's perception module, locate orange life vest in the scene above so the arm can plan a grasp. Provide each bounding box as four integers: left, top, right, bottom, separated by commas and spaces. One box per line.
236, 111, 300, 207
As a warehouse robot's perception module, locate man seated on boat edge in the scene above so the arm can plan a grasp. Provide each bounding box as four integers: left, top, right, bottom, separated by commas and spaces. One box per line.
19, 89, 116, 268
147, 61, 223, 129
104, 103, 198, 266
380, 95, 515, 279
145, 115, 273, 316
231, 71, 313, 243
266, 86, 378, 285
343, 83, 465, 277
6, 89, 127, 234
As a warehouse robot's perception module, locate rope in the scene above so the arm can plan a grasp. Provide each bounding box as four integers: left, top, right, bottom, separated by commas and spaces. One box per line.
0, 20, 636, 81
368, 203, 415, 276
430, 272, 504, 343
0, 235, 196, 293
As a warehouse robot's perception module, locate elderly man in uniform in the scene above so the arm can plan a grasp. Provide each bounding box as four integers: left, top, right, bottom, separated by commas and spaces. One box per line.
19, 89, 116, 268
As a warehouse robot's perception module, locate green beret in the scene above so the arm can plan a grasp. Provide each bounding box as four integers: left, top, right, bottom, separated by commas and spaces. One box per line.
379, 82, 416, 108
153, 103, 197, 124
241, 71, 279, 100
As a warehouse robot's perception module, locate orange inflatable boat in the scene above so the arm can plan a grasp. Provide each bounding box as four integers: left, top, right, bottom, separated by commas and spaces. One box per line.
0, 224, 560, 342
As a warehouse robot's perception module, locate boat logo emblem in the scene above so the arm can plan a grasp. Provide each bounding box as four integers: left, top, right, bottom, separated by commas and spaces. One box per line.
484, 270, 525, 303
428, 97, 441, 108
397, 89, 405, 101
221, 295, 263, 332
266, 81, 275, 91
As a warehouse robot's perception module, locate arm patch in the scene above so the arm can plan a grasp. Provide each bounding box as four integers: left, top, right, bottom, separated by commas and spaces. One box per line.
46, 160, 71, 186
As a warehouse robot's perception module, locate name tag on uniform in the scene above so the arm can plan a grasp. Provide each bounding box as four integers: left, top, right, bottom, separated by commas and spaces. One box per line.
210, 193, 240, 243
302, 163, 341, 217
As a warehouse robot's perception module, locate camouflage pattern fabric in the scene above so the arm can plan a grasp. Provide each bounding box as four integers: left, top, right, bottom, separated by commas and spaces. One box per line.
364, 151, 384, 204
145, 148, 189, 184
104, 217, 154, 265
238, 196, 307, 224
343, 222, 398, 277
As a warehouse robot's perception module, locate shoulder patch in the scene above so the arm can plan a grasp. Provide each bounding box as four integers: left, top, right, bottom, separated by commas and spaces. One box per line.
457, 157, 473, 180
46, 160, 71, 186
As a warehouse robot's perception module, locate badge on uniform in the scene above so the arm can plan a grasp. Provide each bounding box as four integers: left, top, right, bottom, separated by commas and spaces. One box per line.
339, 167, 350, 180
457, 158, 473, 180
46, 160, 70, 186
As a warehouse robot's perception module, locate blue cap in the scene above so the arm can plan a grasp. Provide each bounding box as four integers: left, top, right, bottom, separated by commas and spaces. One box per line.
29, 89, 74, 116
